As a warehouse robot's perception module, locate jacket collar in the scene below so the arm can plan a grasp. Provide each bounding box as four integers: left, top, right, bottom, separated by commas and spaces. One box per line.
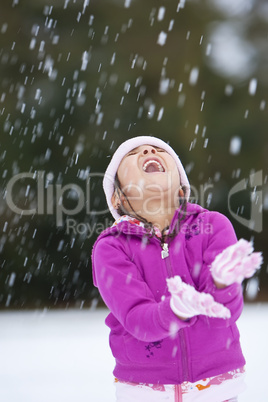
96, 203, 207, 241
112, 215, 164, 238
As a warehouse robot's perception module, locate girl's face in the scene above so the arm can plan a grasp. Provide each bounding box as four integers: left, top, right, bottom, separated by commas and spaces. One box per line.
115, 144, 181, 211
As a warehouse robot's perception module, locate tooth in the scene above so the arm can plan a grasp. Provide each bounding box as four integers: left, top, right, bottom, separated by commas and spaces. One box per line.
143, 159, 164, 172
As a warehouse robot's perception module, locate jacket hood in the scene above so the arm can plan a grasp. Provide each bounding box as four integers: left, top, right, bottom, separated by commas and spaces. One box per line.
103, 136, 191, 220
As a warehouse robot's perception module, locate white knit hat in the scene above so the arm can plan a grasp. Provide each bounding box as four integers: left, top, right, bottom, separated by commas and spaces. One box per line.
103, 136, 190, 220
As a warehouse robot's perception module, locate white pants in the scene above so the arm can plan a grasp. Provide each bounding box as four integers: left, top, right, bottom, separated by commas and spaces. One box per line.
115, 378, 245, 402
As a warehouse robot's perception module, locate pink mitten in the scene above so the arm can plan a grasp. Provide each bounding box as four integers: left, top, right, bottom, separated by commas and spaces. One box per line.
210, 239, 263, 286
167, 276, 231, 319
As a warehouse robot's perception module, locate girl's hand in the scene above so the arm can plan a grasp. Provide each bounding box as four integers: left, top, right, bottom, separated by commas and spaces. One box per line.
210, 239, 263, 287
166, 276, 231, 320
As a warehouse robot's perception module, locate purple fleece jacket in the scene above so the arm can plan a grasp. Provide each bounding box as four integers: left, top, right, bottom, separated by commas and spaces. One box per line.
91, 203, 246, 384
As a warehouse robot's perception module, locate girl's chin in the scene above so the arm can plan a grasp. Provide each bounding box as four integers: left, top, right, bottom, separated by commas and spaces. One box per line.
143, 181, 179, 193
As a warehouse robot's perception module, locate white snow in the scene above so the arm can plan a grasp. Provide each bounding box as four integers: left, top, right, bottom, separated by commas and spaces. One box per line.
157, 31, 167, 46
124, 0, 132, 8
229, 136, 242, 155
159, 78, 170, 95
189, 67, 199, 86
207, 22, 256, 80
0, 304, 267, 402
225, 84, 234, 96
157, 106, 164, 121
208, 0, 254, 17
81, 51, 90, 71
248, 78, 258, 96
157, 7, 166, 21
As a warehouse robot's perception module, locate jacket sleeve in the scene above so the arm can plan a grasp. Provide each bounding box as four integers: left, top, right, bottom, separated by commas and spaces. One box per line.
92, 235, 197, 342
198, 211, 244, 328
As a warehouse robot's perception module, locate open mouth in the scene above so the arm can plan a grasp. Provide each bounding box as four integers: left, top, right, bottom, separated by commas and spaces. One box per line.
142, 159, 165, 173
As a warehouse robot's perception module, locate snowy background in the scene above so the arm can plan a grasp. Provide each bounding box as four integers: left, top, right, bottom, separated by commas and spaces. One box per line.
1, 0, 268, 312
0, 304, 267, 402
1, 3, 267, 400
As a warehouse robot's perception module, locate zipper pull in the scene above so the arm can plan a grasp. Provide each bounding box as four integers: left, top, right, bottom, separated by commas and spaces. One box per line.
161, 243, 169, 259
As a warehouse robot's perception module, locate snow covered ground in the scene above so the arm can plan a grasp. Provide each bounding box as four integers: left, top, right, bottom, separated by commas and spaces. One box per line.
0, 304, 267, 402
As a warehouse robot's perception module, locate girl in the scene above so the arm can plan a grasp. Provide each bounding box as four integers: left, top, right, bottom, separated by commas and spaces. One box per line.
91, 136, 262, 402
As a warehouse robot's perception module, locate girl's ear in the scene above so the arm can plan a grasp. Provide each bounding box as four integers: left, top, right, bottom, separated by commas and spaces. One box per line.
179, 186, 184, 198
111, 190, 121, 209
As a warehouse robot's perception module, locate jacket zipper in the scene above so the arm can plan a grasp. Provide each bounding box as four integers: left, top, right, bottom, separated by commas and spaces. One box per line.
179, 329, 189, 382
160, 241, 173, 277
174, 384, 182, 402
161, 240, 190, 383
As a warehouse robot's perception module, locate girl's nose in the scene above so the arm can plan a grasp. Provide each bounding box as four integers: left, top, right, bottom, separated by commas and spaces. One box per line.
142, 146, 156, 155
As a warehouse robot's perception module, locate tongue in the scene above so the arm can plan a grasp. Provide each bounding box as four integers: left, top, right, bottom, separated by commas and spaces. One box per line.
146, 163, 159, 173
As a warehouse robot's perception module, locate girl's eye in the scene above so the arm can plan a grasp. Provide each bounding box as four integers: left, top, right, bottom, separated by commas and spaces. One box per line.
126, 151, 137, 157
156, 148, 166, 153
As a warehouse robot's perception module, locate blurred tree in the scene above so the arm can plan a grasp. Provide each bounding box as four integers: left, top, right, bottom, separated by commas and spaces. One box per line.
0, 0, 267, 308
